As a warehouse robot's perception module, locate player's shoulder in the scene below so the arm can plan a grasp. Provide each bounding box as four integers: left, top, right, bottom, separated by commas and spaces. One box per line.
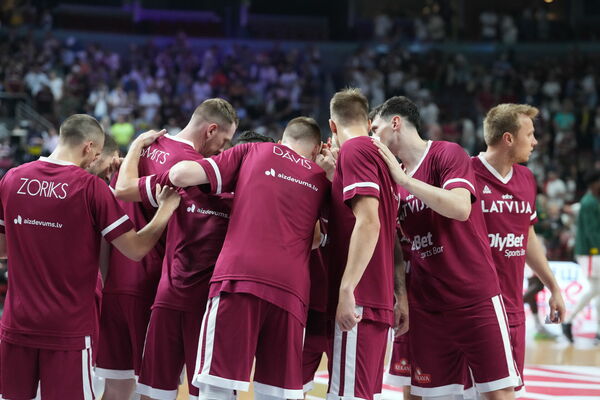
513, 163, 534, 179
340, 136, 379, 161
434, 140, 467, 156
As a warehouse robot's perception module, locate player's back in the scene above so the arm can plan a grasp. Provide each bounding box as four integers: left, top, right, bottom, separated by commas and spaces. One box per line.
328, 136, 399, 320
104, 134, 200, 297
0, 157, 132, 349
207, 142, 331, 306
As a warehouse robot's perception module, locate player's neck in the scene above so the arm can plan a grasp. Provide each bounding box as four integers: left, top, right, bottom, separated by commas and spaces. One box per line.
337, 127, 368, 146
394, 135, 428, 172
176, 128, 201, 152
48, 147, 84, 168
482, 148, 513, 178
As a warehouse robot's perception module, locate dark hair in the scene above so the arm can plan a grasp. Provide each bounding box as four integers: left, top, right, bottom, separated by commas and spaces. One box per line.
329, 88, 369, 126
102, 133, 119, 156
369, 103, 383, 121
283, 116, 322, 146
375, 96, 422, 133
59, 114, 104, 146
233, 130, 275, 145
583, 169, 600, 187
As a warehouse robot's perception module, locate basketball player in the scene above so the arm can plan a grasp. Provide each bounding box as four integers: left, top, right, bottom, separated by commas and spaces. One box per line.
97, 99, 237, 400
167, 117, 330, 400
0, 114, 180, 400
372, 96, 519, 400
326, 88, 408, 400
562, 169, 600, 343
114, 130, 273, 400
472, 103, 565, 397
85, 133, 120, 368
88, 134, 120, 183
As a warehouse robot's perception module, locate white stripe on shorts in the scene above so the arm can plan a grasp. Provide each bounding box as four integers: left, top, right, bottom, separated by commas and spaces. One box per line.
82, 347, 95, 399
483, 296, 520, 391
328, 306, 362, 399
199, 296, 220, 378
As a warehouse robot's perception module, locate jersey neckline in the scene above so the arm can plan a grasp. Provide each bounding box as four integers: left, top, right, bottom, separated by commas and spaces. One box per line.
477, 153, 513, 184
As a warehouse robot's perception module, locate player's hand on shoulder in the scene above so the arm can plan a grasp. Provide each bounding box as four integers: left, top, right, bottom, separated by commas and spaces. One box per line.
372, 139, 408, 186
155, 184, 181, 212
133, 129, 167, 148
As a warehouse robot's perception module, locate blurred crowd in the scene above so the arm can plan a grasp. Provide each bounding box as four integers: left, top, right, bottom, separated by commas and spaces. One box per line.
0, 28, 323, 156
1, 20, 598, 261
345, 44, 600, 260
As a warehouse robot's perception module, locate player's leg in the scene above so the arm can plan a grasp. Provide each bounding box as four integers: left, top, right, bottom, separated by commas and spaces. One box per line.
39, 341, 95, 400
327, 308, 389, 400
0, 341, 40, 400
136, 307, 185, 400
408, 305, 468, 398
96, 294, 152, 399
509, 323, 526, 398
563, 256, 600, 342
452, 296, 519, 400
302, 309, 329, 394
254, 301, 304, 400
193, 293, 260, 398
384, 333, 414, 398
183, 307, 206, 400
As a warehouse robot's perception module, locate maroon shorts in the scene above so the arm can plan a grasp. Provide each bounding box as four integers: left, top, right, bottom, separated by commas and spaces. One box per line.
136, 307, 203, 400
409, 295, 520, 397
327, 307, 390, 400
510, 323, 526, 397
302, 309, 329, 392
95, 293, 152, 379
384, 333, 411, 388
0, 340, 95, 400
193, 293, 304, 399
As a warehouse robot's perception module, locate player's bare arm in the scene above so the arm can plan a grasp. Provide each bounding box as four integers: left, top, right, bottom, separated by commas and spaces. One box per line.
525, 225, 566, 323
169, 160, 209, 187
312, 221, 322, 250
373, 139, 471, 221
115, 129, 166, 201
111, 184, 180, 261
393, 236, 409, 336
336, 195, 380, 331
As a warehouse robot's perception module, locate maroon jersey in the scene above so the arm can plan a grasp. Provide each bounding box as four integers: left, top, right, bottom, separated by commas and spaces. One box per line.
199, 142, 330, 323
308, 216, 329, 313
103, 134, 199, 300
472, 154, 538, 324
328, 136, 399, 326
398, 141, 500, 311
138, 169, 232, 312
0, 157, 133, 350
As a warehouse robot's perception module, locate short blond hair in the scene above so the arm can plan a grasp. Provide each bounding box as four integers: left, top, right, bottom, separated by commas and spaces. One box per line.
330, 88, 369, 126
192, 98, 239, 128
483, 104, 539, 146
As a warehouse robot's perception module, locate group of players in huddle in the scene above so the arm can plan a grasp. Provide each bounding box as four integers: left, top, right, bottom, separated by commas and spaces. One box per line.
0, 88, 567, 400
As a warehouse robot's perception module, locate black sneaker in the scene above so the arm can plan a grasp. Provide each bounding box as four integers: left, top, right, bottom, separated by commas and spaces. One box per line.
562, 322, 574, 343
